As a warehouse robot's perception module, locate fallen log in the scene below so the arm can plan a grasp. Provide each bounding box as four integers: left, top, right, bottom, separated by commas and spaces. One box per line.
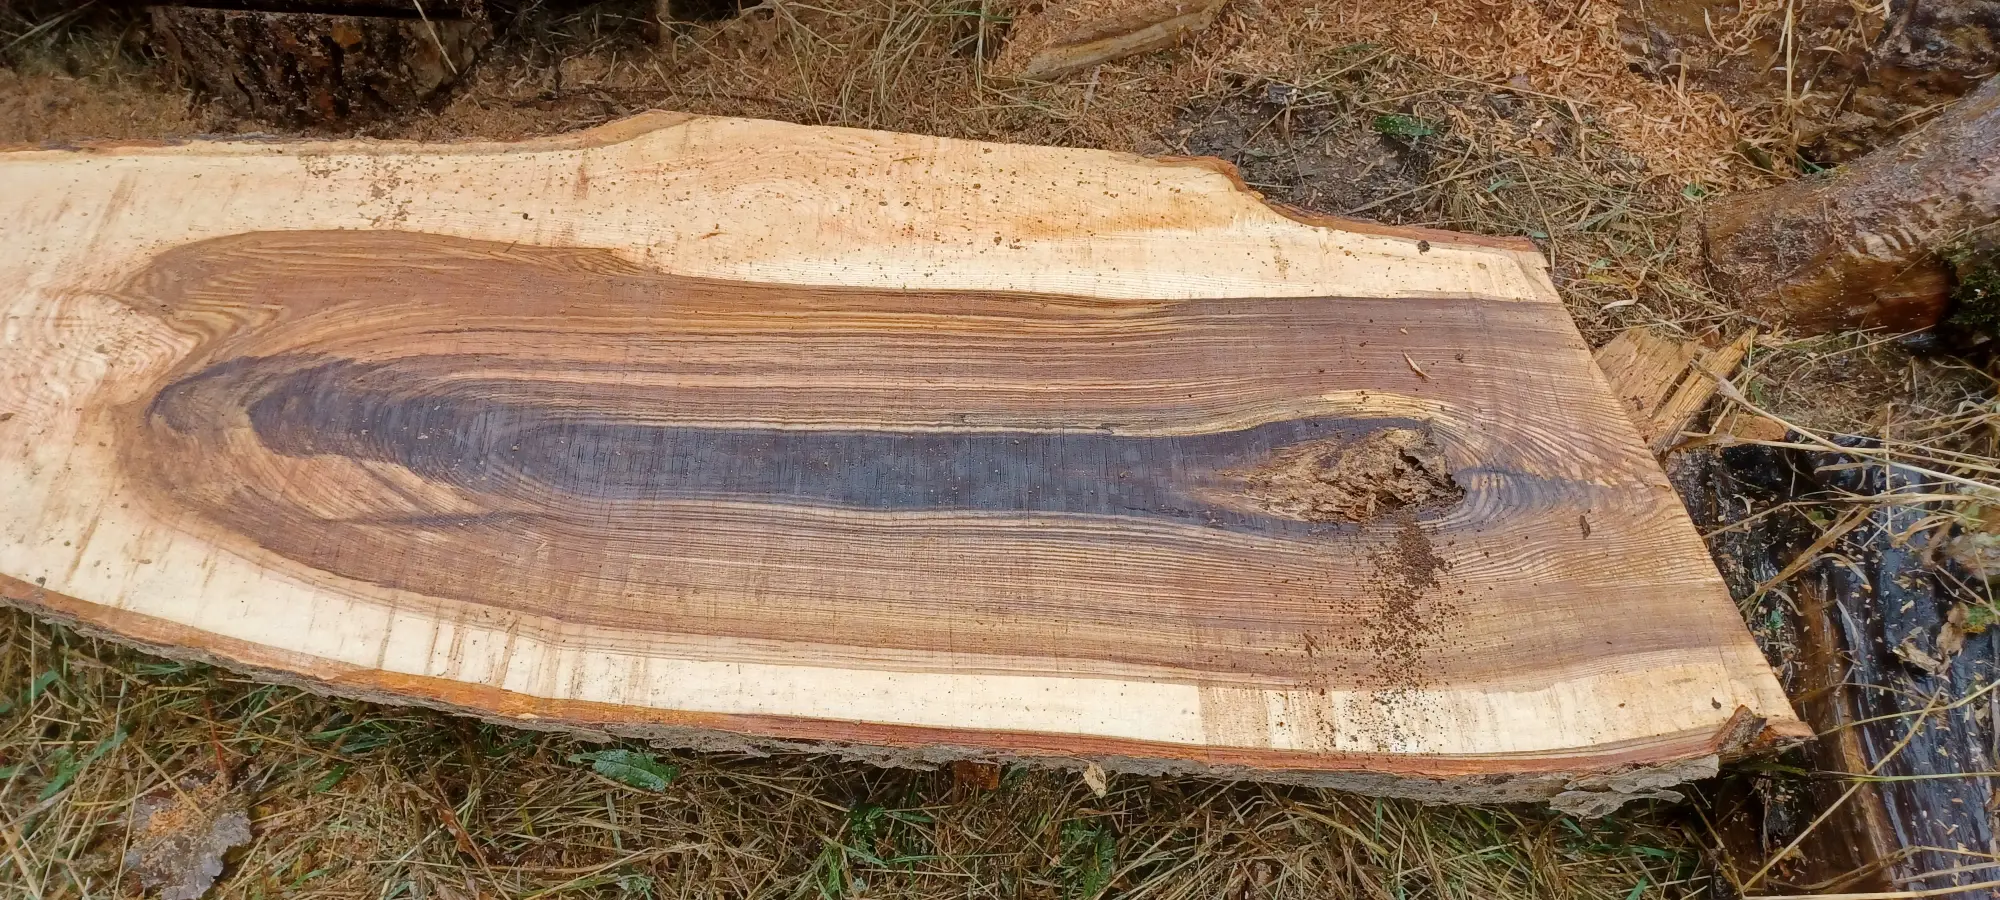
1700, 73, 2000, 334
0, 113, 1802, 806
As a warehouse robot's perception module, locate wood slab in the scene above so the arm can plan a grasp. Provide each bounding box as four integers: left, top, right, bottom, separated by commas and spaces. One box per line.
0, 113, 1803, 809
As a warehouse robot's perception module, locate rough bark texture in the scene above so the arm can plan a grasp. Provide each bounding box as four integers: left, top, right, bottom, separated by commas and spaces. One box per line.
1701, 74, 2000, 334
1621, 0, 2000, 162
0, 113, 1803, 806
149, 5, 488, 126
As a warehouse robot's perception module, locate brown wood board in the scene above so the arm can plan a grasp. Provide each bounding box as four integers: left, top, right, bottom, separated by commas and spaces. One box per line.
0, 113, 1802, 807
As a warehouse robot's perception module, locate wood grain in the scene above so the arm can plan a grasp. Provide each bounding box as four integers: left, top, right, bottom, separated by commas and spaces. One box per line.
1592, 327, 1756, 453
0, 113, 1802, 808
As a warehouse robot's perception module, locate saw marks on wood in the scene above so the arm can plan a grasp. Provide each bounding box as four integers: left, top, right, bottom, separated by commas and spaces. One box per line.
0, 113, 1801, 804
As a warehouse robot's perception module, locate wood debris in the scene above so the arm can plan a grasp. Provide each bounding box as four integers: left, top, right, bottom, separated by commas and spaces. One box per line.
1593, 327, 1757, 453
124, 772, 252, 900
994, 0, 1225, 80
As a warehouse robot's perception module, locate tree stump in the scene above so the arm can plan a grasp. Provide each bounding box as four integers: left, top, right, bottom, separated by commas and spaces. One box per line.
149, 1, 490, 126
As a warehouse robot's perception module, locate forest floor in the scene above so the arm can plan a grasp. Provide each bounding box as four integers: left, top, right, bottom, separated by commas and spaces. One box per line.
1, 0, 1996, 898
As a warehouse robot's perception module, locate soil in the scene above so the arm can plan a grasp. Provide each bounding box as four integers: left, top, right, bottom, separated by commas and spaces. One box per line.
1620, 0, 2000, 164
1166, 88, 1431, 218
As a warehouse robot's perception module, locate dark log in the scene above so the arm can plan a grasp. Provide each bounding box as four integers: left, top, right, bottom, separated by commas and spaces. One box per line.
1700, 74, 2000, 334
148, 5, 489, 126
1807, 450, 1999, 894
1677, 443, 2000, 894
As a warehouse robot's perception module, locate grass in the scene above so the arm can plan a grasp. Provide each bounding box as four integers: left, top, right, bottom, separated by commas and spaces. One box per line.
1, 0, 1997, 896
0, 612, 1707, 899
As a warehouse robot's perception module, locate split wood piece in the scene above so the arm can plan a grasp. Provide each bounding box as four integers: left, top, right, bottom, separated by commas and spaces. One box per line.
149, 3, 490, 126
1709, 407, 1789, 445
1700, 73, 2000, 334
0, 113, 1803, 809
994, 0, 1225, 80
1591, 328, 1755, 454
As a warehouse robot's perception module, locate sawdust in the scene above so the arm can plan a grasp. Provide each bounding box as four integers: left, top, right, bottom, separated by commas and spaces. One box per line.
1206, 0, 1762, 189
1240, 427, 1462, 524
1340, 510, 1458, 750
1, 0, 1780, 185
124, 771, 253, 900
0, 67, 212, 146
1365, 512, 1452, 688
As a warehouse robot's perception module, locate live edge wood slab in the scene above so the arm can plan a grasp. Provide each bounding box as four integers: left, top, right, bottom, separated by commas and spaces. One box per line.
0, 112, 1803, 811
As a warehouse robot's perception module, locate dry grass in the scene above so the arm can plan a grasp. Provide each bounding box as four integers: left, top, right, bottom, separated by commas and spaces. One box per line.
0, 612, 1706, 900
1741, 334, 1999, 443
392, 0, 1789, 344
2, 0, 1998, 896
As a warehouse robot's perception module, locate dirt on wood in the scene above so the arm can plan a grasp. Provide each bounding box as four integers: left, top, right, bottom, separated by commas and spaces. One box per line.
1362, 512, 1454, 696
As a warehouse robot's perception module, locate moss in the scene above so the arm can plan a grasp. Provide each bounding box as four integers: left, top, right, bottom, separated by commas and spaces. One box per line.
1945, 241, 2000, 333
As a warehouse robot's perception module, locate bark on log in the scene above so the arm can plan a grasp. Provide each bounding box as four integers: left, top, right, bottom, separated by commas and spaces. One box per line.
1700, 74, 2000, 334
149, 4, 489, 126
0, 113, 1803, 806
